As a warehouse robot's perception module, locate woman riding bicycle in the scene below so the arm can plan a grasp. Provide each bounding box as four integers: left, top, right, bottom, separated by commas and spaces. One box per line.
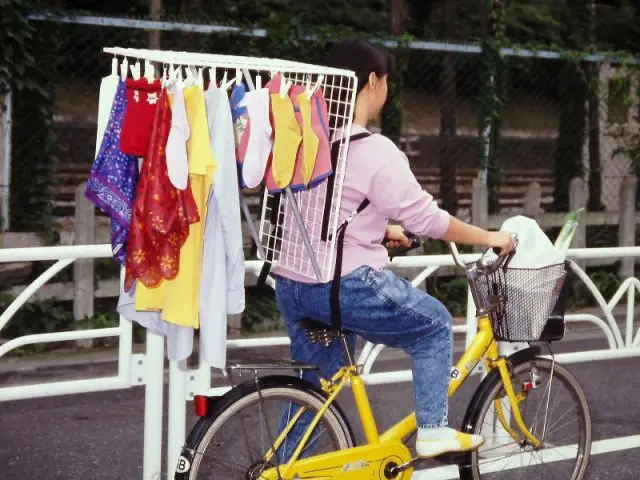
272, 37, 516, 458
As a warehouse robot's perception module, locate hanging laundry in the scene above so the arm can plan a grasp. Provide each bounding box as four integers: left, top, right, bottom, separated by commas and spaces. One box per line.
230, 82, 250, 189
264, 75, 302, 192
158, 84, 216, 329
240, 87, 272, 189
85, 79, 139, 264
124, 86, 200, 291
165, 85, 190, 190
289, 89, 319, 191
94, 71, 119, 159
297, 88, 332, 189
120, 78, 162, 156
133, 81, 188, 311
200, 86, 246, 368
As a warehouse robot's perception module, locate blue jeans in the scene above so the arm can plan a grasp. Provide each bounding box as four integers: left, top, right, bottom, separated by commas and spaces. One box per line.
273, 265, 453, 459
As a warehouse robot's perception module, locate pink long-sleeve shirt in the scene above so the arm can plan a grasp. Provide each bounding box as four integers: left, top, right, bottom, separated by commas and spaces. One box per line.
273, 124, 451, 283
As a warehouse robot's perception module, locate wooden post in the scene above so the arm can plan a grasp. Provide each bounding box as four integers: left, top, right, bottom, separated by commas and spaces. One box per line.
619, 176, 637, 278
523, 182, 542, 217
149, 0, 162, 49
472, 177, 489, 252
74, 183, 96, 348
569, 177, 587, 270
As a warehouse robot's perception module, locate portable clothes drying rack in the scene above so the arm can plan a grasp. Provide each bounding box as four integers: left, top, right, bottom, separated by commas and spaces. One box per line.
103, 46, 359, 283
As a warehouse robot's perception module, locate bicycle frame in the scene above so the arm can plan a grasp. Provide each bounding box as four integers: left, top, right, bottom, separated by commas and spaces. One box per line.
261, 314, 541, 479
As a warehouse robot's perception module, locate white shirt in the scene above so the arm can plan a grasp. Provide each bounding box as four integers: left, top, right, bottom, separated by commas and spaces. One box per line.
200, 86, 246, 369
95, 74, 120, 158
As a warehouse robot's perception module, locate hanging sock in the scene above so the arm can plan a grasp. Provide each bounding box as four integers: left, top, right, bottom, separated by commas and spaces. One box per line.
240, 87, 272, 189
85, 79, 139, 264
124, 87, 200, 292
120, 77, 162, 156
305, 88, 333, 189
165, 84, 190, 190
289, 89, 319, 191
230, 82, 250, 189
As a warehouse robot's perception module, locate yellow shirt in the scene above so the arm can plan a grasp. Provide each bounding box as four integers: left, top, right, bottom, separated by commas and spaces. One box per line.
135, 85, 216, 329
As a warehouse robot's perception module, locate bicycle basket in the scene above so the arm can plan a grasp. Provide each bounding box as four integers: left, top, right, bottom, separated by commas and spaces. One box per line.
469, 261, 570, 342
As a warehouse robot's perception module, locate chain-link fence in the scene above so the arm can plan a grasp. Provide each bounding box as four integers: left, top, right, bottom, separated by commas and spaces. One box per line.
8, 12, 640, 250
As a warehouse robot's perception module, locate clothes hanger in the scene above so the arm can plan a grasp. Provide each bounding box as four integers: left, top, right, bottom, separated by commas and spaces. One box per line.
235, 68, 242, 86
184, 65, 196, 87
209, 66, 217, 88
120, 57, 129, 81
144, 60, 155, 83
197, 67, 204, 88
279, 74, 292, 98
111, 56, 118, 77
221, 70, 235, 91
161, 63, 169, 88
130, 60, 141, 80
256, 74, 262, 90
307, 74, 324, 98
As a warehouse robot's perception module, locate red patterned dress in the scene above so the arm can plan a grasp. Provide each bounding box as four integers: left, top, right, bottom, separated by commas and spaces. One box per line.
124, 86, 200, 291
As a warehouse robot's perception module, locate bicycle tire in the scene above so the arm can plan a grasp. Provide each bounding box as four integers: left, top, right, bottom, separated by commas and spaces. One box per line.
459, 355, 592, 480
174, 375, 355, 480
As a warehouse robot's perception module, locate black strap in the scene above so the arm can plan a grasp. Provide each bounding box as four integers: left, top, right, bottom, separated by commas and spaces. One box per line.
330, 197, 370, 330
256, 191, 283, 293
320, 132, 372, 241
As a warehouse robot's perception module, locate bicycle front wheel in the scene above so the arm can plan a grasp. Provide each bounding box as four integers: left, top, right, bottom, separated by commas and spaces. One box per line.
462, 356, 591, 480
175, 376, 355, 480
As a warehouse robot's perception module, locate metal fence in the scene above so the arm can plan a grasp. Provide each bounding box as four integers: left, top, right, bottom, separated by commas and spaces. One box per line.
5, 12, 640, 249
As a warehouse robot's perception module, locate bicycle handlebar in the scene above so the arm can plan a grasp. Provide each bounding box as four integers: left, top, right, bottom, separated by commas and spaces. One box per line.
448, 233, 519, 274
384, 229, 517, 274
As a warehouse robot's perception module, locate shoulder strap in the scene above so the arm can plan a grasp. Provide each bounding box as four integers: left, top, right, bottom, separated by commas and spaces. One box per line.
320, 131, 372, 241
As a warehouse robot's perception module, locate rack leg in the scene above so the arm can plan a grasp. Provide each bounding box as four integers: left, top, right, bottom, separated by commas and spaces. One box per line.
284, 187, 323, 281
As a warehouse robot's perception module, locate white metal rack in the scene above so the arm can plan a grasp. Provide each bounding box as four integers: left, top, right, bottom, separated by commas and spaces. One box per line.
103, 46, 359, 282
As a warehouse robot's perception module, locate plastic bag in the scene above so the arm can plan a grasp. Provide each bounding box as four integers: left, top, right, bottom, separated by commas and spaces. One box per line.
498, 216, 567, 339
499, 215, 565, 267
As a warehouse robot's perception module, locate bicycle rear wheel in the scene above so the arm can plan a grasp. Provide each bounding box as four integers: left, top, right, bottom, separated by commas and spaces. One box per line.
461, 356, 591, 479
175, 376, 355, 480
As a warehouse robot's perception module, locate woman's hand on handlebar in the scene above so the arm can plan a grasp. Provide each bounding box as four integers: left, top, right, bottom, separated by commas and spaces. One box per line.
383, 225, 412, 249
486, 231, 517, 256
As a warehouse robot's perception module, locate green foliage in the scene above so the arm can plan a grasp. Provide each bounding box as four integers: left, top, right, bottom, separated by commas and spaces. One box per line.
0, 292, 72, 354
425, 276, 469, 317
241, 288, 281, 333
477, 0, 508, 214
1, 0, 58, 234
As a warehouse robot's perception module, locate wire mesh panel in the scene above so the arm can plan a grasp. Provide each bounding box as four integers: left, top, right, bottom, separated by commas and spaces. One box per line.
257, 72, 357, 282
102, 47, 357, 283
469, 262, 570, 342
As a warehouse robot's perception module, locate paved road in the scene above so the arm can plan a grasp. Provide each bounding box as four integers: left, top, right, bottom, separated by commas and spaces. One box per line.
1, 332, 640, 479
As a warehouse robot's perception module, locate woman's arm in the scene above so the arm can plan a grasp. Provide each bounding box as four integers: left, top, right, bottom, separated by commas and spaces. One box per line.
441, 217, 515, 255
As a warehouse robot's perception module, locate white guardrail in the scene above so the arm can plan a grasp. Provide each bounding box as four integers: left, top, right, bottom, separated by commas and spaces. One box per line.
2, 244, 640, 479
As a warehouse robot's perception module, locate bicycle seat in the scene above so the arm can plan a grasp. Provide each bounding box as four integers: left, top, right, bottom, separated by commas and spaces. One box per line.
299, 317, 349, 346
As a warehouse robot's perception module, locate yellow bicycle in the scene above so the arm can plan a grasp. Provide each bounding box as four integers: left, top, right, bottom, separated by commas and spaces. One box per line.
175, 241, 592, 479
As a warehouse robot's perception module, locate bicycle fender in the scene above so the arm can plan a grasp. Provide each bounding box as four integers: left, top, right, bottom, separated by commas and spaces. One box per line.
200, 375, 336, 417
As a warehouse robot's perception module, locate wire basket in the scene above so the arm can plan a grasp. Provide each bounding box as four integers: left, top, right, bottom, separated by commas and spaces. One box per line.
468, 261, 571, 342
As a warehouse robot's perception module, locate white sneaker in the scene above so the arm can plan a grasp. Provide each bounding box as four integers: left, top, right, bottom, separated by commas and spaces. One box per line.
415, 427, 485, 458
